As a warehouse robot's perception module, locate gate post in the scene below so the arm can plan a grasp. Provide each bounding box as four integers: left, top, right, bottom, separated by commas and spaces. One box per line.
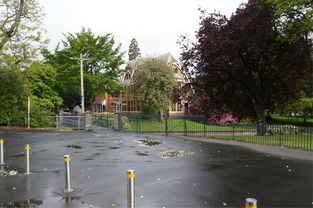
84, 113, 92, 130
114, 113, 122, 130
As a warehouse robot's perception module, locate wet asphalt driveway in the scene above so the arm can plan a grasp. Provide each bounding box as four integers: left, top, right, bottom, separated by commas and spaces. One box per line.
0, 128, 312, 208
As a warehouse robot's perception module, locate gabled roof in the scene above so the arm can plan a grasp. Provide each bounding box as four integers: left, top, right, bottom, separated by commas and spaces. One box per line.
120, 52, 182, 86
157, 52, 179, 64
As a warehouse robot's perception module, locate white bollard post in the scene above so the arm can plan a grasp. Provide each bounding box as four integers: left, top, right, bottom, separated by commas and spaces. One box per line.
25, 144, 30, 174
127, 170, 135, 208
64, 155, 73, 192
245, 198, 257, 208
0, 139, 4, 165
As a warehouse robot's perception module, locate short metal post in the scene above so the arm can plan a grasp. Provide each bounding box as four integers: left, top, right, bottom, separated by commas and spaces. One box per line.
0, 139, 4, 165
183, 117, 187, 136
245, 198, 257, 208
232, 125, 235, 141
56, 116, 59, 128
25, 144, 30, 174
78, 117, 80, 129
127, 170, 135, 208
136, 119, 139, 133
64, 155, 73, 192
165, 116, 168, 136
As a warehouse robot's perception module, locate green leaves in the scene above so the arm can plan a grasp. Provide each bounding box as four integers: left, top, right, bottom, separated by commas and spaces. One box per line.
42, 28, 125, 109
128, 38, 141, 61
266, 0, 313, 41
0, 68, 28, 125
133, 58, 176, 115
0, 0, 45, 70
26, 62, 63, 110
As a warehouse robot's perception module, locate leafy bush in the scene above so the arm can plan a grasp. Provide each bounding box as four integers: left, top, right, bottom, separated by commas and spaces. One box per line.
267, 125, 301, 135
122, 116, 130, 130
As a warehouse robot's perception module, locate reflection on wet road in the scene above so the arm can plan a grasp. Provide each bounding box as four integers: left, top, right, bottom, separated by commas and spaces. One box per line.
0, 128, 312, 208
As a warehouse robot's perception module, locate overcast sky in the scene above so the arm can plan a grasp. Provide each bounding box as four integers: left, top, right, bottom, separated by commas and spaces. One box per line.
38, 0, 247, 60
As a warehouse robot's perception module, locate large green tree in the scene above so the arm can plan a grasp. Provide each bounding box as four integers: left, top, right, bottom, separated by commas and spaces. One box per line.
132, 58, 176, 115
0, 68, 28, 125
128, 38, 141, 61
26, 62, 63, 111
0, 0, 47, 126
266, 0, 313, 41
180, 0, 312, 134
0, 0, 44, 69
42, 28, 125, 109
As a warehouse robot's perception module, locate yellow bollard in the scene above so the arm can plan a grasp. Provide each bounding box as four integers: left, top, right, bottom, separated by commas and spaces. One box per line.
25, 144, 30, 174
245, 198, 257, 208
127, 170, 135, 208
64, 155, 73, 192
0, 139, 4, 165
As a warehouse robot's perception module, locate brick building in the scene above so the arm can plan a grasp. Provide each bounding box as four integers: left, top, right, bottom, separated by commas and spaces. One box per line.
92, 53, 189, 115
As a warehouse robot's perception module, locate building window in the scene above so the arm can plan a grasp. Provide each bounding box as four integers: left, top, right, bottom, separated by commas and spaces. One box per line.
111, 93, 118, 98
125, 73, 130, 80
122, 101, 127, 112
177, 102, 182, 111
128, 84, 135, 94
171, 102, 176, 111
110, 102, 116, 111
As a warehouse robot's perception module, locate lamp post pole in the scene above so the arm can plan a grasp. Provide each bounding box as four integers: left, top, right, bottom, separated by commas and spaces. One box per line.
79, 54, 85, 114
70, 54, 90, 114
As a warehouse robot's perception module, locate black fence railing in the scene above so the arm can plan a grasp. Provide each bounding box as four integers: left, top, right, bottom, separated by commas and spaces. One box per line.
121, 114, 313, 151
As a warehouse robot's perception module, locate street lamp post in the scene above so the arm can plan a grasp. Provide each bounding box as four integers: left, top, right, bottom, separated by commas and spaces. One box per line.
70, 54, 90, 114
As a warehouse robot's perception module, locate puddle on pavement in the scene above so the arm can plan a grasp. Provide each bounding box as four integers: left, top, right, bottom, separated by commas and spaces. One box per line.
203, 164, 224, 170
66, 144, 82, 149
0, 166, 18, 176
1, 199, 43, 207
135, 151, 149, 156
109, 146, 120, 149
62, 196, 81, 202
92, 133, 112, 137
42, 133, 59, 136
16, 132, 31, 135
160, 150, 194, 158
136, 139, 164, 146
91, 141, 107, 144
13, 152, 25, 158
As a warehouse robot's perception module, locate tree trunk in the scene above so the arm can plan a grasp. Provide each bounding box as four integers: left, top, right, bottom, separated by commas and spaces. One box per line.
158, 111, 164, 123
252, 99, 267, 136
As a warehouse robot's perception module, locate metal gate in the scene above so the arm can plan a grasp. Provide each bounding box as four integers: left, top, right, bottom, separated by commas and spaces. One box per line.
92, 113, 115, 128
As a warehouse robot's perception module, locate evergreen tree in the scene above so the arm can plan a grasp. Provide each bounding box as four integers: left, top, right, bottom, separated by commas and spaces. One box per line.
133, 58, 176, 115
128, 38, 141, 60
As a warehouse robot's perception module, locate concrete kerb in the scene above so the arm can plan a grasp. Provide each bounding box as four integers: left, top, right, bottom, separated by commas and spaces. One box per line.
173, 135, 313, 161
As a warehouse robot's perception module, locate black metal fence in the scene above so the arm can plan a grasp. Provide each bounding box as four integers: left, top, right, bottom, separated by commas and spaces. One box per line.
121, 114, 313, 151
7, 115, 85, 129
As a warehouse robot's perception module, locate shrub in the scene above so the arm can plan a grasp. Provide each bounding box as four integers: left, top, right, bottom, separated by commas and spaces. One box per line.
122, 116, 130, 130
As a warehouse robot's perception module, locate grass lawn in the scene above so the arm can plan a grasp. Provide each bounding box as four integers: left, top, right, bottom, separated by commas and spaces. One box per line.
125, 116, 313, 151
209, 135, 313, 150
127, 117, 253, 132
267, 116, 313, 127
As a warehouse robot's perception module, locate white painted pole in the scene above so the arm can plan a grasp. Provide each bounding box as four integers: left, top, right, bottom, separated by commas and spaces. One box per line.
64, 155, 73, 192
127, 170, 135, 208
245, 198, 257, 208
80, 53, 85, 115
25, 144, 30, 174
0, 139, 4, 165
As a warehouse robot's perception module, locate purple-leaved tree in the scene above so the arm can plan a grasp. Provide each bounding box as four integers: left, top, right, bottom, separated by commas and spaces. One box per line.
180, 0, 312, 135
